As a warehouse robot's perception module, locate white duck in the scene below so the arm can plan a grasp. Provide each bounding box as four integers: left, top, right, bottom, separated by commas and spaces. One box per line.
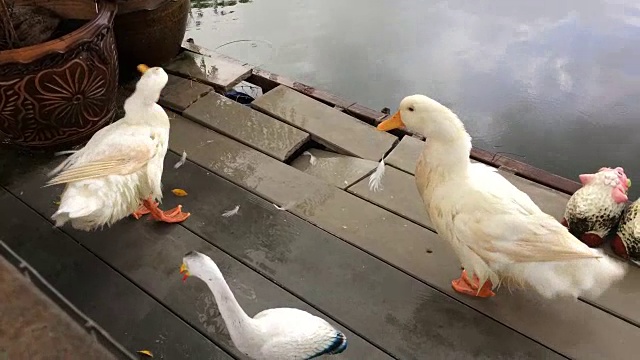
47, 64, 190, 231
377, 95, 626, 299
180, 251, 348, 360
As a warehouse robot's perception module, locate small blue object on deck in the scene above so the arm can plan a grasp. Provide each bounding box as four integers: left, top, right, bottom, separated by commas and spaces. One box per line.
224, 89, 255, 105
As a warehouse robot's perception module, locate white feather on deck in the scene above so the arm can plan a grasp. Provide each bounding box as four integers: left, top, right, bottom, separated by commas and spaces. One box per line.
222, 205, 240, 217
273, 201, 296, 211
302, 151, 317, 165
368, 158, 386, 192
174, 150, 188, 169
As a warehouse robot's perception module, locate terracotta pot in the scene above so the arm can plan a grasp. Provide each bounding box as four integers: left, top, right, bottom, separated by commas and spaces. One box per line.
0, 1, 119, 150
114, 0, 190, 79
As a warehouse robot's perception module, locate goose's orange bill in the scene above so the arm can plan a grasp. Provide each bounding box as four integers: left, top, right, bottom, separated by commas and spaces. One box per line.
377, 111, 404, 131
137, 64, 150, 74
179, 263, 190, 282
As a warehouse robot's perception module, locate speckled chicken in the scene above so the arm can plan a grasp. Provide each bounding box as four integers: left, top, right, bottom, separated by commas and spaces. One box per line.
561, 167, 631, 247
612, 199, 640, 266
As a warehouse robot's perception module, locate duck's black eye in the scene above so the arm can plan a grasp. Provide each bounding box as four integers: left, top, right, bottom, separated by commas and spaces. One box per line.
408, 106, 414, 112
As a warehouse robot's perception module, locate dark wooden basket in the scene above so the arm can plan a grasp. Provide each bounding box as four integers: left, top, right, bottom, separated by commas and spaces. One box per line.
0, 0, 118, 151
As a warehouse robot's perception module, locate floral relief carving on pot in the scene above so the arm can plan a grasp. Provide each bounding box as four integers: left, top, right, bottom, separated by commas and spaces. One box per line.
0, 6, 118, 149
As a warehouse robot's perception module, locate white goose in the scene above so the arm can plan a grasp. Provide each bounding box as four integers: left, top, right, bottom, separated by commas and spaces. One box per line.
47, 65, 190, 231
377, 95, 626, 299
180, 251, 348, 360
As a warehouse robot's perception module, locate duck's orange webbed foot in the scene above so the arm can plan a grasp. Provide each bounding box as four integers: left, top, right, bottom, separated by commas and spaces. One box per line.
142, 197, 191, 223
131, 202, 154, 219
451, 270, 495, 298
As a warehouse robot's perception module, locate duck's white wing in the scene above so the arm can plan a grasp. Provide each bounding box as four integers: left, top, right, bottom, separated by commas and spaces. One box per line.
46, 127, 163, 186
454, 163, 598, 265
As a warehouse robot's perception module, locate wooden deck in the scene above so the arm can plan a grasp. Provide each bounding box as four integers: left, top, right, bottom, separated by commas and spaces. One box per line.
1, 42, 639, 359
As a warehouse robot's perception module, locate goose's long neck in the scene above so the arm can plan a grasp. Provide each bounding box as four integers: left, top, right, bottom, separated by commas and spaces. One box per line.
198, 262, 255, 338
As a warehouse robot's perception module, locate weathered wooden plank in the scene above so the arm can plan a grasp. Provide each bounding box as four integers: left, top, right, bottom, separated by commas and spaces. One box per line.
471, 147, 582, 195
384, 135, 424, 174
1, 159, 388, 360
348, 165, 431, 228
183, 91, 310, 161
290, 148, 378, 189
345, 103, 387, 125
164, 152, 559, 359
251, 85, 397, 161
175, 44, 253, 92
0, 187, 231, 360
166, 114, 640, 359
160, 74, 213, 112
248, 68, 355, 110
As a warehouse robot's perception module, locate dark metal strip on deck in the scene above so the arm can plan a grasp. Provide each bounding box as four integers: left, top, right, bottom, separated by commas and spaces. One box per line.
0, 186, 233, 360
0, 240, 136, 360
0, 154, 389, 359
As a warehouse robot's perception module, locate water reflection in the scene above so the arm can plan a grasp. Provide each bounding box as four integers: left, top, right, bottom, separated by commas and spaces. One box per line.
187, 0, 640, 197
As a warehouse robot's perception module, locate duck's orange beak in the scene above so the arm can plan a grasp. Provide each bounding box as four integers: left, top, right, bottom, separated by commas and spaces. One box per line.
137, 64, 150, 74
377, 111, 404, 131
179, 263, 190, 282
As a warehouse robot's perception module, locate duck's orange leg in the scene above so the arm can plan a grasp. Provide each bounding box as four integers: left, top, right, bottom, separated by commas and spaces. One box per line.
131, 203, 152, 219
451, 270, 495, 298
136, 196, 190, 223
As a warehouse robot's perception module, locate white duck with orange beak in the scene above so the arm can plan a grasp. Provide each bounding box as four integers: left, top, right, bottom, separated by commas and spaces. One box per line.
376, 95, 626, 299
47, 64, 190, 231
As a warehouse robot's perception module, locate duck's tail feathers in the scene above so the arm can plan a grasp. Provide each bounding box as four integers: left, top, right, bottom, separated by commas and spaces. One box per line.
51, 190, 103, 231
517, 247, 627, 299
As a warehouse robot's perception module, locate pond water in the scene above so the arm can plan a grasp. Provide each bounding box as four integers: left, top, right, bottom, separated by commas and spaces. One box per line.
186, 0, 640, 198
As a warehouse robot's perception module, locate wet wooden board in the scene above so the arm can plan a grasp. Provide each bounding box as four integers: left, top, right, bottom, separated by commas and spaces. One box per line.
166, 114, 640, 359
348, 165, 431, 228
1, 159, 388, 359
159, 74, 213, 112
290, 149, 378, 189
0, 187, 231, 360
182, 91, 310, 162
384, 135, 424, 175
171, 45, 253, 92
159, 152, 561, 359
248, 68, 356, 110
251, 85, 397, 161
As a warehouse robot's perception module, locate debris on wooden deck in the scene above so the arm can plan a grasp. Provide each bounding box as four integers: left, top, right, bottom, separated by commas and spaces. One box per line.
1, 41, 638, 359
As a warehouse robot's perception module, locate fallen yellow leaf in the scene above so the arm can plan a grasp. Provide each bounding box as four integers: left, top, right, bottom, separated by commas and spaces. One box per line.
171, 188, 188, 197
137, 349, 153, 357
